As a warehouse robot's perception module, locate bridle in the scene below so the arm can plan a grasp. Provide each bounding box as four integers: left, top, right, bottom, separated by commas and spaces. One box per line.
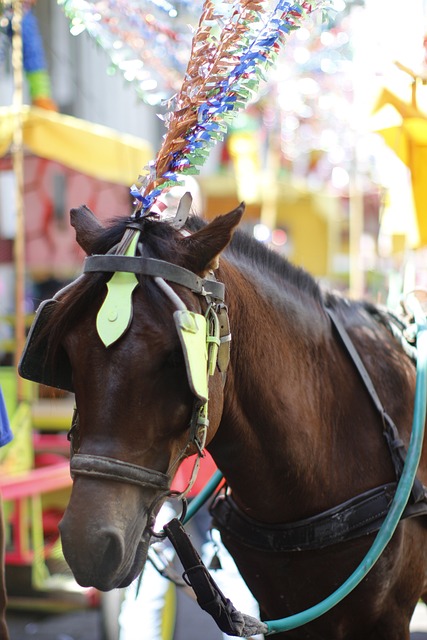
64, 223, 232, 515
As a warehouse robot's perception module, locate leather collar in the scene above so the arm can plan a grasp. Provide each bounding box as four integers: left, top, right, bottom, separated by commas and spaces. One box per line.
210, 307, 427, 553
210, 483, 427, 553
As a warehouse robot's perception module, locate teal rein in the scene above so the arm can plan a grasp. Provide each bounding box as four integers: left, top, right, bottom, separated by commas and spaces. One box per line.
265, 299, 427, 632
180, 300, 427, 635
182, 469, 224, 525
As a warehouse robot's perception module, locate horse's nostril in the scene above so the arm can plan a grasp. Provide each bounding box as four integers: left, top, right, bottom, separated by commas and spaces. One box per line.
100, 527, 126, 571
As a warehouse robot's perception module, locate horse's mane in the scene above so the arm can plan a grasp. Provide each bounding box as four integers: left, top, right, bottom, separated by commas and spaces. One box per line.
40, 213, 399, 365
187, 216, 323, 304
222, 222, 403, 344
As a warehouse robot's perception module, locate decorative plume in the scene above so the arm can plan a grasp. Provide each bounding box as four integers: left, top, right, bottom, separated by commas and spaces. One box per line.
58, 0, 195, 105
131, 0, 330, 215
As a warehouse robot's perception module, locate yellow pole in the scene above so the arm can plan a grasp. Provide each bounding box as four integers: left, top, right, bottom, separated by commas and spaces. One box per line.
348, 165, 364, 299
11, 0, 26, 400
260, 130, 279, 233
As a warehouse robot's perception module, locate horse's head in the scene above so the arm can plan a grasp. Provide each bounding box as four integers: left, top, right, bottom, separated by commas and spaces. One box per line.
24, 203, 243, 591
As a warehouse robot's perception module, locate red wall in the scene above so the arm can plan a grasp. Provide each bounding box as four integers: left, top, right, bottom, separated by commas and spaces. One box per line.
0, 154, 132, 275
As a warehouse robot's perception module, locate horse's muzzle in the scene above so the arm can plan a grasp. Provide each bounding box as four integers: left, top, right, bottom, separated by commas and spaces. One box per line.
59, 513, 149, 590
58, 476, 158, 591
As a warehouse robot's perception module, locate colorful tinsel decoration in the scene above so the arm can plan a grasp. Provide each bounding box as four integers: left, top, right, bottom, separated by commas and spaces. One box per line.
132, 0, 330, 214
57, 0, 200, 105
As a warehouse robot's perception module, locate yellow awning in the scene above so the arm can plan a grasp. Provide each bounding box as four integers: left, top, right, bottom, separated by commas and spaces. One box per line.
372, 89, 427, 247
0, 105, 153, 186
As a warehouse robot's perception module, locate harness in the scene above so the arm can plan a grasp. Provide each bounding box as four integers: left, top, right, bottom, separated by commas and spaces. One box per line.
19, 221, 427, 541
18, 215, 427, 637
211, 306, 427, 554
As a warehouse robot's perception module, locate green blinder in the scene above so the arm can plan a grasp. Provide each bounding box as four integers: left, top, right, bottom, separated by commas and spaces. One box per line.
174, 310, 209, 404
96, 232, 140, 347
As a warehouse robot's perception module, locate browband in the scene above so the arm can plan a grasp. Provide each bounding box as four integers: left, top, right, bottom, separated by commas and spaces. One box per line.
84, 255, 225, 302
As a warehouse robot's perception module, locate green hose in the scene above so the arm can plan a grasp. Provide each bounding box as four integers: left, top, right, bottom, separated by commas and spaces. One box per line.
182, 469, 224, 525
266, 300, 427, 634
179, 301, 427, 636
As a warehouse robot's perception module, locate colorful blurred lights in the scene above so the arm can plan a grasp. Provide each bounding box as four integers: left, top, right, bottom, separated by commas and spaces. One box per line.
253, 223, 271, 243
272, 228, 288, 246
70, 21, 86, 36
331, 166, 349, 190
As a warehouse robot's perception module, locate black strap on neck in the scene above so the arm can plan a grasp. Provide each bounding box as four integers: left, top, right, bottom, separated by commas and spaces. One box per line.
84, 255, 225, 301
163, 518, 268, 638
326, 307, 426, 505
209, 307, 427, 555
210, 482, 427, 553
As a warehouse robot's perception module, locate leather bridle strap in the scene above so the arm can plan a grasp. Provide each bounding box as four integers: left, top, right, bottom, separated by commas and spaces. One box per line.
326, 306, 426, 505
164, 518, 268, 638
84, 255, 225, 301
70, 453, 170, 491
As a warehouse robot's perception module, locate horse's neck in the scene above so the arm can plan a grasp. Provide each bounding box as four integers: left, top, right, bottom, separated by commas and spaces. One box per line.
209, 260, 389, 523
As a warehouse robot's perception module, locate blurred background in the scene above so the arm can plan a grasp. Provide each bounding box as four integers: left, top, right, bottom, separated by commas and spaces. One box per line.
2, 0, 427, 307
2, 0, 427, 637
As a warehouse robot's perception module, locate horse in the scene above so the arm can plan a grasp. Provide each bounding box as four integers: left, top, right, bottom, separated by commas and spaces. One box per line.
19, 202, 427, 639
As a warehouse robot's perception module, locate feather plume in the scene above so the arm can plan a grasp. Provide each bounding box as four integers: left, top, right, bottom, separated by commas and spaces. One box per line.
132, 0, 330, 214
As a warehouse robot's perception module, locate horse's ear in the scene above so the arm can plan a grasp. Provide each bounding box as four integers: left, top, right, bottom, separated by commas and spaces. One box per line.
70, 205, 106, 255
180, 203, 245, 274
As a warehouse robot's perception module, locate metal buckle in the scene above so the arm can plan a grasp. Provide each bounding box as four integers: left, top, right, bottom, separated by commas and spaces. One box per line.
147, 491, 188, 539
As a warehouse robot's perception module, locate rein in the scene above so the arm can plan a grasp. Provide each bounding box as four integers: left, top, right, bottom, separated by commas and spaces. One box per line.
192, 304, 427, 554
327, 306, 425, 502
262, 296, 427, 634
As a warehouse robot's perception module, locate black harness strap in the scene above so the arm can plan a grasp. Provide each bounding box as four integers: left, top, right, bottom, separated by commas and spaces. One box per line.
326, 307, 426, 504
84, 255, 225, 301
163, 518, 268, 638
208, 308, 427, 555
210, 482, 427, 553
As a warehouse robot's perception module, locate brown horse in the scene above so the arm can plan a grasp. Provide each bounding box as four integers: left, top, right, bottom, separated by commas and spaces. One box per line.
19, 203, 427, 639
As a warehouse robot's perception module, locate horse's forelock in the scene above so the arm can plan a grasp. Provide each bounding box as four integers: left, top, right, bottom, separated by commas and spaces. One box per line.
40, 216, 197, 365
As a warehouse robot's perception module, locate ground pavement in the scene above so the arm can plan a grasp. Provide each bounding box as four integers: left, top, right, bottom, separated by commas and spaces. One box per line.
6, 600, 427, 640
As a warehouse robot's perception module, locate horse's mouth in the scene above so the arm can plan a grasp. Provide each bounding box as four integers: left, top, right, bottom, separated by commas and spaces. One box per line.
94, 531, 152, 592
59, 481, 168, 591
114, 535, 152, 589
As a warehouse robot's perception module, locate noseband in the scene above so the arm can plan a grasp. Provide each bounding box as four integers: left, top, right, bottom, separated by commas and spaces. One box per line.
67, 408, 170, 491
